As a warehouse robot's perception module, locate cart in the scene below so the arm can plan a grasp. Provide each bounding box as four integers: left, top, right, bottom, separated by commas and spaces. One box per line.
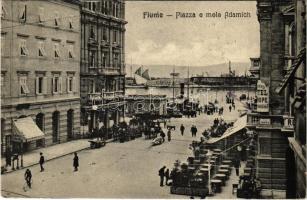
88, 139, 106, 149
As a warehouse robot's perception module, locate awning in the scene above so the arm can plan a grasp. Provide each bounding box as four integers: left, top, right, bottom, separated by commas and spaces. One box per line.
12, 117, 45, 142
275, 48, 306, 94
207, 115, 247, 144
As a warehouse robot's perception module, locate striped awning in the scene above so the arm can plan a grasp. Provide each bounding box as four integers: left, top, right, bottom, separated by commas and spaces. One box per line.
12, 117, 45, 142
275, 48, 306, 94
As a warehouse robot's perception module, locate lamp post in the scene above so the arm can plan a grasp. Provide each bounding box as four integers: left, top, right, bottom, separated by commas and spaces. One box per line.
206, 88, 210, 105
206, 150, 213, 195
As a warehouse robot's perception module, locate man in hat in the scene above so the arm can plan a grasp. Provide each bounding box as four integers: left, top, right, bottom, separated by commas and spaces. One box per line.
158, 166, 166, 186
39, 152, 45, 172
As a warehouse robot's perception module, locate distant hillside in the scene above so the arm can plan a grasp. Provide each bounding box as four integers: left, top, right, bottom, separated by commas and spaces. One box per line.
126, 62, 251, 78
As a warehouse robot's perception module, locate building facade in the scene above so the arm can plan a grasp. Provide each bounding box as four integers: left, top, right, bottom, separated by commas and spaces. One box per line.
80, 0, 127, 133
275, 0, 306, 198
246, 0, 305, 197
1, 0, 81, 155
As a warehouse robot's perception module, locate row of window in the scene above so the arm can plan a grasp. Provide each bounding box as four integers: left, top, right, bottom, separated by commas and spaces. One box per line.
1, 4, 76, 30
86, 1, 123, 18
88, 51, 120, 68
15, 75, 77, 96
86, 78, 124, 93
89, 25, 121, 44
15, 38, 75, 59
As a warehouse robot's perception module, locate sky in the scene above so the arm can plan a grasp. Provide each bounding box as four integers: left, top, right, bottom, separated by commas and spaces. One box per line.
125, 1, 260, 66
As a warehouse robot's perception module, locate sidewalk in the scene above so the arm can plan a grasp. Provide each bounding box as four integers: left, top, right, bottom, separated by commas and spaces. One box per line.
1, 139, 91, 174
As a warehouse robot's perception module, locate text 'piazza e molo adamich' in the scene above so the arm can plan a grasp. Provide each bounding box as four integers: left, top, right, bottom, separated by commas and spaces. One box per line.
143, 11, 252, 19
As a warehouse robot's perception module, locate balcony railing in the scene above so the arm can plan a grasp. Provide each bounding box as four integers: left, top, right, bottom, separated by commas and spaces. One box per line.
103, 91, 115, 99
88, 91, 124, 102
88, 93, 102, 101
98, 68, 120, 75
114, 90, 124, 98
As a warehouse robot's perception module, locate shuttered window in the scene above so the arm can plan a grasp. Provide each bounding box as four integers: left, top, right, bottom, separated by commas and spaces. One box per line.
19, 76, 30, 95
20, 39, 29, 56
38, 7, 45, 23
19, 4, 27, 22
38, 41, 46, 57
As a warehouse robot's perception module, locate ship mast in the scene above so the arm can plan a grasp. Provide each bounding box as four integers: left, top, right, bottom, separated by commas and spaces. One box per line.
172, 68, 175, 103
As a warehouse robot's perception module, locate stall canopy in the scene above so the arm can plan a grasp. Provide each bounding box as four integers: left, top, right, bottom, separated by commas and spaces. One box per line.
207, 115, 247, 144
12, 117, 45, 142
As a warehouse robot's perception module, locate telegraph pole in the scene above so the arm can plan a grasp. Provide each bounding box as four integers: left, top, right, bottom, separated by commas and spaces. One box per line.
187, 67, 190, 102
170, 68, 179, 103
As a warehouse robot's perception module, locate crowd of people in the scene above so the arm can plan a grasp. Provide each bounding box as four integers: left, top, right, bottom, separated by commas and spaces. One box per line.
202, 118, 234, 138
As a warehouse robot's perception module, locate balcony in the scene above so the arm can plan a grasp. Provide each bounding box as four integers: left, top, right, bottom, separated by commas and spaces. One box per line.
101, 40, 109, 47
88, 93, 102, 102
88, 37, 98, 46
103, 91, 115, 99
114, 90, 124, 98
88, 91, 124, 103
98, 68, 120, 75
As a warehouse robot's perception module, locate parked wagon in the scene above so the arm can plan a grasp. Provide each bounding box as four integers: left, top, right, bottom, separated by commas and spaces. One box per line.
88, 139, 106, 149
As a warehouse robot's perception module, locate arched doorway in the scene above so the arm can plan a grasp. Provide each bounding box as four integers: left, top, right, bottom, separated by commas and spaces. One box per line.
52, 111, 60, 143
67, 109, 74, 140
36, 113, 44, 131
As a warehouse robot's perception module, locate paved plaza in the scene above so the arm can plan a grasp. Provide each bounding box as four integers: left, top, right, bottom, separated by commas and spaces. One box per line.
2, 99, 244, 198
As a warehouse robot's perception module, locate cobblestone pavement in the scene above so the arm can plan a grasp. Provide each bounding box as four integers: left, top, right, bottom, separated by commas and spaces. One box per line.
1, 98, 244, 198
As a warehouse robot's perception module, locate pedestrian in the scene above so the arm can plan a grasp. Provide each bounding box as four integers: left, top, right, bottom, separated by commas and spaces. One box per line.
167, 129, 171, 142
229, 105, 232, 112
99, 125, 105, 141
158, 166, 166, 186
233, 103, 236, 110
193, 126, 198, 137
234, 158, 241, 176
73, 152, 79, 171
5, 148, 12, 167
24, 169, 32, 188
180, 124, 185, 136
165, 168, 170, 186
190, 125, 194, 137
160, 131, 166, 142
39, 152, 45, 172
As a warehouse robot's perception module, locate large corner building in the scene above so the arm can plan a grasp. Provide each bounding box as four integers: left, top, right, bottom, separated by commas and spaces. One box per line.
80, 1, 127, 134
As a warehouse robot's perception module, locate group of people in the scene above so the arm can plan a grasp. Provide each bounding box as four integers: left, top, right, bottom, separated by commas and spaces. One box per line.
202, 118, 233, 138
190, 125, 198, 137
229, 102, 236, 112
158, 166, 171, 186
23, 152, 79, 189
159, 128, 172, 142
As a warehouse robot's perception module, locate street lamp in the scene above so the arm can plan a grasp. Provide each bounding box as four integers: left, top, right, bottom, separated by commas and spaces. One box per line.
206, 88, 210, 105
206, 150, 213, 195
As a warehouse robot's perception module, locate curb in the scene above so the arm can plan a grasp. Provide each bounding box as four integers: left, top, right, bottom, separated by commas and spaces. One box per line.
2, 139, 115, 175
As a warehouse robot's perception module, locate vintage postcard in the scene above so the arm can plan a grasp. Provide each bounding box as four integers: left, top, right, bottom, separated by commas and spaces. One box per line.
1, 0, 306, 199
